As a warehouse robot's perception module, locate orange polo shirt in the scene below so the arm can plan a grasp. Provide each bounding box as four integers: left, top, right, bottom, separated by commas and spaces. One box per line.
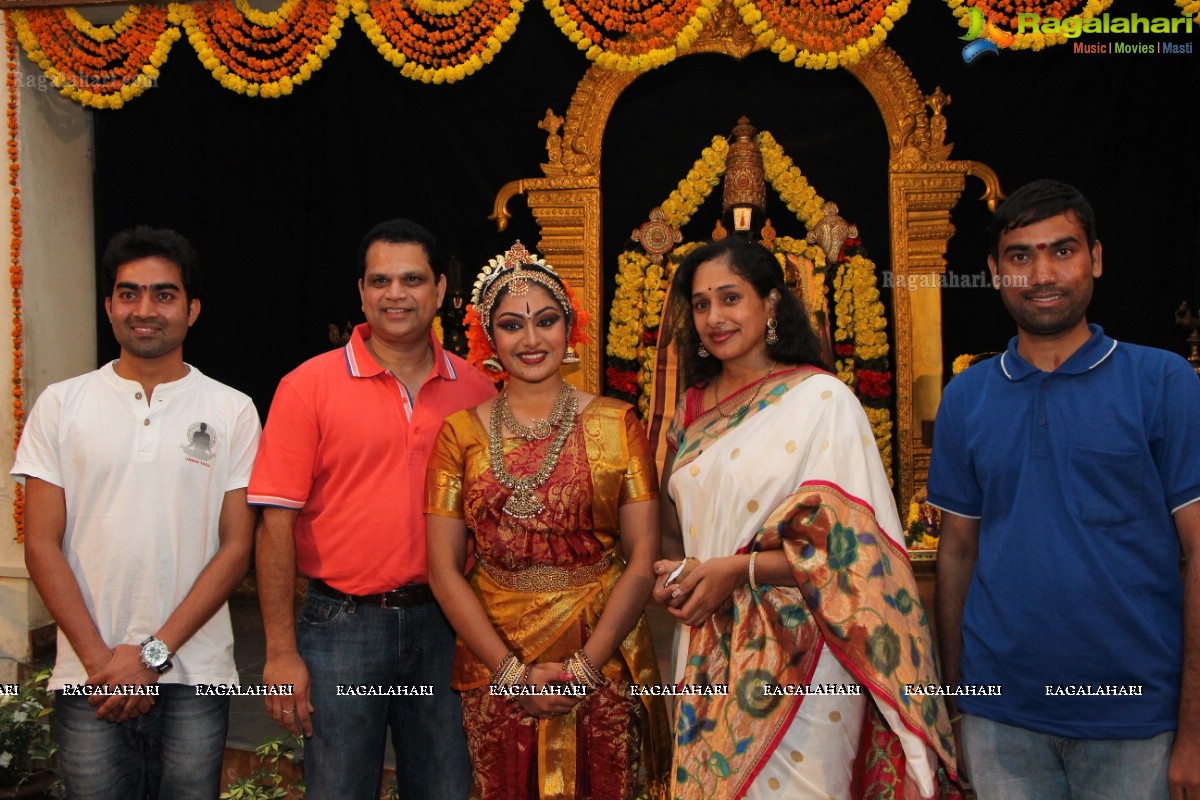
249, 323, 496, 595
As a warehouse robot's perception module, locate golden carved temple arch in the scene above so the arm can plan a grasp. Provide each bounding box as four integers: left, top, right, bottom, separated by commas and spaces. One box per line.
491, 2, 1002, 504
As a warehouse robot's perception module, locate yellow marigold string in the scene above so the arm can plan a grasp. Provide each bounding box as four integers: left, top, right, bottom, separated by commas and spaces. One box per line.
353, 0, 524, 84
659, 136, 727, 229
6, 17, 25, 542
12, 5, 180, 110
757, 131, 826, 228
607, 251, 648, 364
177, 0, 350, 98
832, 252, 893, 479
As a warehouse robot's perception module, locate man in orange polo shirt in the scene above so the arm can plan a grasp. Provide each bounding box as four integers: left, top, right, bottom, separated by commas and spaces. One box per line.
249, 219, 495, 800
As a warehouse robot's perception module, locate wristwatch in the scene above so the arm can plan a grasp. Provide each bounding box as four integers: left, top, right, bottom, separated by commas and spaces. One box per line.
139, 636, 173, 674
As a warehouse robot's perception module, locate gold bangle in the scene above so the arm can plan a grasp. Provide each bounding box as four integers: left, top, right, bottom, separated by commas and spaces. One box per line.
748, 552, 759, 592
575, 650, 606, 687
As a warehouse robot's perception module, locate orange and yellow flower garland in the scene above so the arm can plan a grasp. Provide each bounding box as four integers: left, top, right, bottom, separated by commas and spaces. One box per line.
10, 0, 937, 107
544, 0, 719, 72
736, 0, 908, 69
6, 21, 24, 541
11, 4, 180, 110
178, 0, 350, 97
354, 0, 524, 84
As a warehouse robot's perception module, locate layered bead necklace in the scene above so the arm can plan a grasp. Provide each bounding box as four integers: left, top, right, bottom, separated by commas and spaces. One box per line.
489, 382, 578, 518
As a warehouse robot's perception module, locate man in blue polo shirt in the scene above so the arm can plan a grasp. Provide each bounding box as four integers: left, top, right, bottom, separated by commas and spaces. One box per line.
929, 180, 1200, 799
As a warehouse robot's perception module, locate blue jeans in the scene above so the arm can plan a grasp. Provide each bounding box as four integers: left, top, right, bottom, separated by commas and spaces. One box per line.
297, 589, 470, 800
962, 713, 1172, 800
54, 683, 228, 800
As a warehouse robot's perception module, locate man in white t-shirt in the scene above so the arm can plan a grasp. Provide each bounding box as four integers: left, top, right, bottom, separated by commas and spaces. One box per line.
13, 227, 260, 800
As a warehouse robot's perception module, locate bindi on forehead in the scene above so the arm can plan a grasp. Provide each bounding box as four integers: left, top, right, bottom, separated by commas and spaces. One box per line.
1035, 243, 1047, 250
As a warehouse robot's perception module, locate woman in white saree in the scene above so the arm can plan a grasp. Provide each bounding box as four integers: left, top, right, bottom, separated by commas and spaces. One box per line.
652, 238, 960, 800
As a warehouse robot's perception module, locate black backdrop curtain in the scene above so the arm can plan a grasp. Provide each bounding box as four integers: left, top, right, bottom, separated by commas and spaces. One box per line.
92, 0, 1200, 417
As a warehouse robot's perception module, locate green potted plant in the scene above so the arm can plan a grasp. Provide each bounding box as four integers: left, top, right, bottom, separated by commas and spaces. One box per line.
221, 734, 303, 800
0, 669, 58, 798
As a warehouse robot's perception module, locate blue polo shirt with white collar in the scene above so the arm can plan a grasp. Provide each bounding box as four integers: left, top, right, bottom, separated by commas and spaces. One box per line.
928, 324, 1200, 738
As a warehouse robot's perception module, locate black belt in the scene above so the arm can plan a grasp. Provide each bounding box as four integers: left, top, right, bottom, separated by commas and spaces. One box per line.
308, 578, 433, 609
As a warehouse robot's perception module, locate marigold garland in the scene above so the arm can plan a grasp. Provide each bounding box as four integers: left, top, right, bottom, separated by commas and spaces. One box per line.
946, 0, 1117, 50
354, 0, 524, 84
14, 0, 964, 104
735, 0, 909, 69
543, 0, 721, 72
6, 19, 25, 542
178, 0, 351, 97
757, 131, 826, 229
832, 246, 893, 479
659, 136, 727, 230
12, 5, 180, 110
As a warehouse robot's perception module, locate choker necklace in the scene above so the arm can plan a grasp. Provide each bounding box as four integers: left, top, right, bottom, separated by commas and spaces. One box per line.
498, 383, 573, 441
489, 387, 579, 518
713, 363, 777, 420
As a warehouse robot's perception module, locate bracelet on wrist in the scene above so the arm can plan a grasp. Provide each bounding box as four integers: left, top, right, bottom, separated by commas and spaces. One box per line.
748, 551, 759, 592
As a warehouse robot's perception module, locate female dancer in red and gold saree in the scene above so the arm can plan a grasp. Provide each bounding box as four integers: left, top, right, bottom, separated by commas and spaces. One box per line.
652, 238, 959, 800
426, 243, 668, 800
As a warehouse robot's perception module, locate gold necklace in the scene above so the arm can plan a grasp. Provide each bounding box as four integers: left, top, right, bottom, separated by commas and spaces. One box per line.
712, 363, 777, 420
489, 388, 579, 518
498, 382, 572, 441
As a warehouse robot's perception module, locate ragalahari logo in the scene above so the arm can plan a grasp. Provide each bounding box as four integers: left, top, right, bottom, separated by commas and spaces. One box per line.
960, 6, 1015, 62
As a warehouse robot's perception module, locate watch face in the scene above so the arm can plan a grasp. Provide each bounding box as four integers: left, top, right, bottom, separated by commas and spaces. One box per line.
142, 639, 170, 668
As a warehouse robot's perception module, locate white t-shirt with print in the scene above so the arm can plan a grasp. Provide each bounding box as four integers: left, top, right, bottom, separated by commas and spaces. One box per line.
12, 362, 260, 689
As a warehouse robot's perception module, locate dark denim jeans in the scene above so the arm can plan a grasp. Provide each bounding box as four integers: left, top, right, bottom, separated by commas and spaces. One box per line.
54, 683, 228, 800
297, 589, 470, 800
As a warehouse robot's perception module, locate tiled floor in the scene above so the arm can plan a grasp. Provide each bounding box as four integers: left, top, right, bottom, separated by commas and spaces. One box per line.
227, 595, 679, 758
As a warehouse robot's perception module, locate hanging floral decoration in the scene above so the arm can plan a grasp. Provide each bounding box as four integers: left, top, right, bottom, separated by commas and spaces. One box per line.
734, 0, 909, 69
606, 130, 894, 474
544, 0, 719, 72
10, 4, 180, 110
354, 0, 524, 84
6, 23, 24, 542
944, 0, 1117, 50
11, 0, 929, 107
832, 245, 893, 478
178, 0, 350, 97
756, 130, 826, 229
12, 0, 1196, 104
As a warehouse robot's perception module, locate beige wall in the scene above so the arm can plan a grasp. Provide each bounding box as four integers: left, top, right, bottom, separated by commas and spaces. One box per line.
0, 24, 96, 677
